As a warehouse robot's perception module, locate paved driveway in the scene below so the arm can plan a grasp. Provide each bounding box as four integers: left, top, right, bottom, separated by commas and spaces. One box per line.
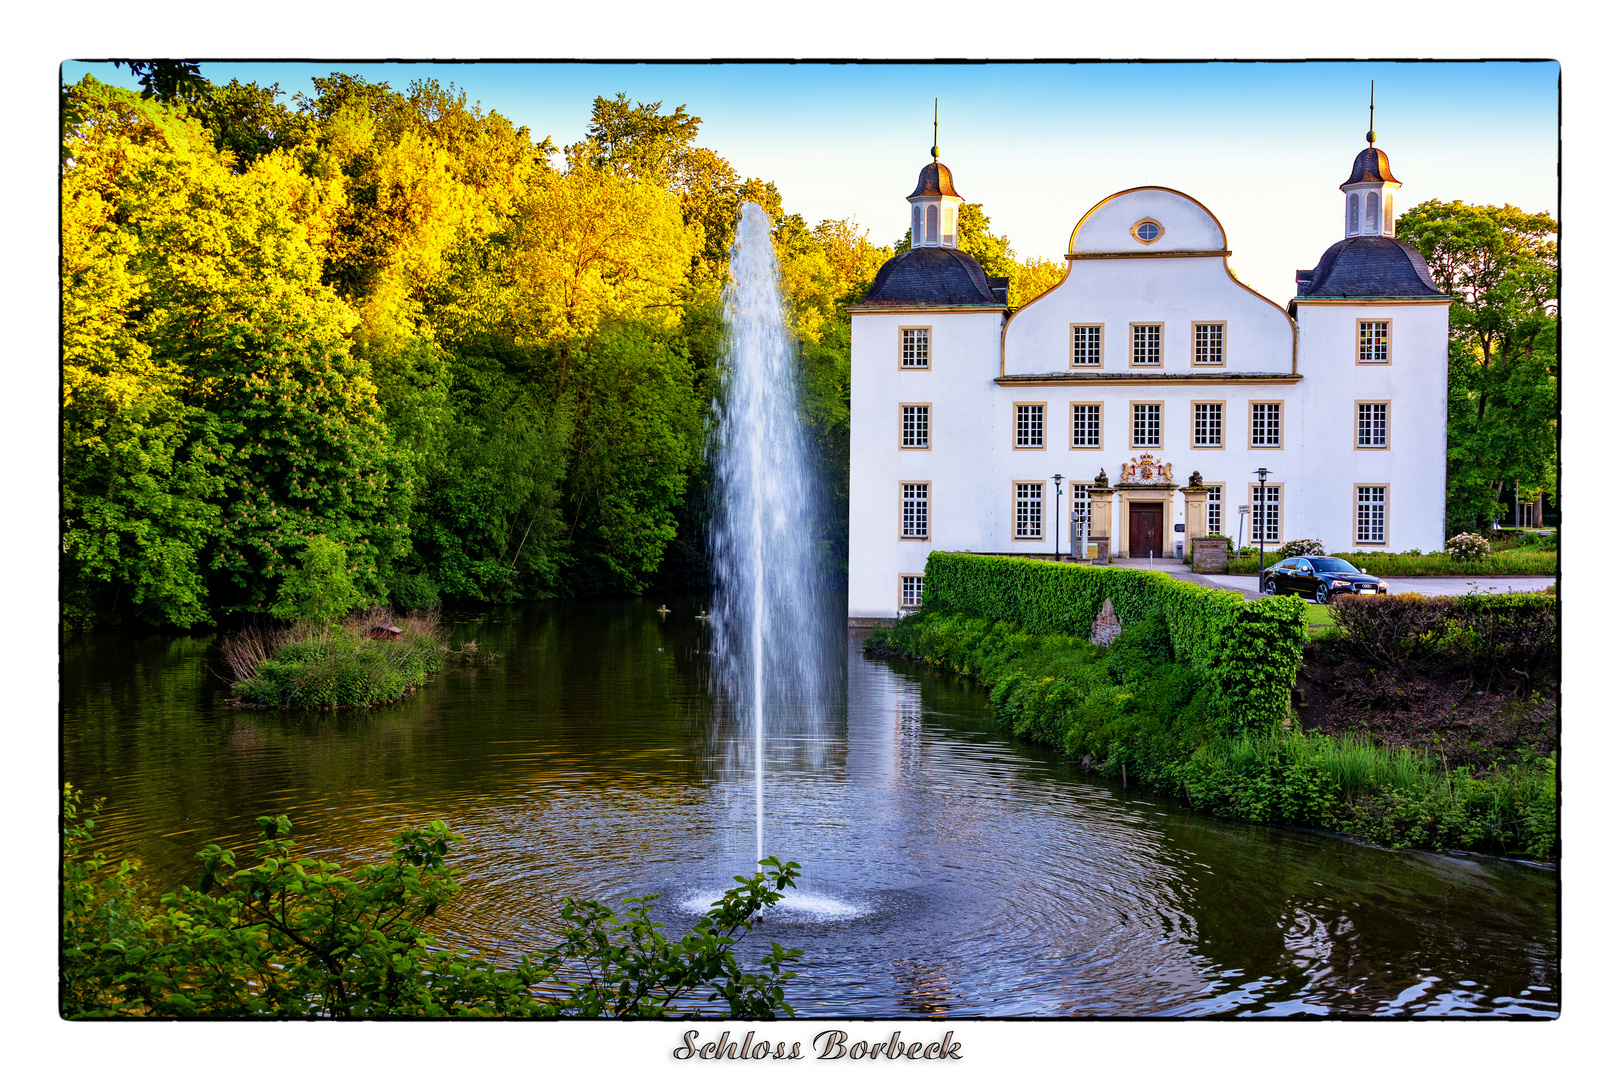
1195, 573, 1554, 599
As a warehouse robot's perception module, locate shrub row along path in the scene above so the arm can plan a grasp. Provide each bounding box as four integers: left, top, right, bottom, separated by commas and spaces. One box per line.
1096, 558, 1553, 600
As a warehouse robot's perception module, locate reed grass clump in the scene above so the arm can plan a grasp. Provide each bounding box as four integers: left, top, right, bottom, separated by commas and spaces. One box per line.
227, 607, 471, 710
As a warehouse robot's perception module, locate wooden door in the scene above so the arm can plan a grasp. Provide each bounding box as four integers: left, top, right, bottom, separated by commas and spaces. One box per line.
1129, 503, 1161, 557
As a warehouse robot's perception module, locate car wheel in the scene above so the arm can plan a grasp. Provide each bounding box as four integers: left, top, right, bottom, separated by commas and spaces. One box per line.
1316, 583, 1330, 605
1263, 579, 1277, 596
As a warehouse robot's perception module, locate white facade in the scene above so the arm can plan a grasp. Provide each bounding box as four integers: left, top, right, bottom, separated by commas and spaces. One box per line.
848, 160, 1450, 621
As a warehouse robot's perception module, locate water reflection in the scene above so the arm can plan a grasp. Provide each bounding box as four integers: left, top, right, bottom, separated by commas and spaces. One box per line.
61, 597, 1557, 1016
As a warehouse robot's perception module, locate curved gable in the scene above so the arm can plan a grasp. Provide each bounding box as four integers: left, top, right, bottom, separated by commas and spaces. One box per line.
1070, 187, 1227, 254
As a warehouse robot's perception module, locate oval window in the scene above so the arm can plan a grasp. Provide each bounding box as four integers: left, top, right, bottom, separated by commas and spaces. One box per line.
1135, 221, 1161, 242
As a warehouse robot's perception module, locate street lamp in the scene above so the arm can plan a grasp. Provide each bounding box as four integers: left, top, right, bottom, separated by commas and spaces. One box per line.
1253, 466, 1272, 595
1050, 473, 1064, 559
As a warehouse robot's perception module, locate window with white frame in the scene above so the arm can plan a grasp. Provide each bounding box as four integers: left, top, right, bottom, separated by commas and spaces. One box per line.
1357, 402, 1387, 448
901, 328, 930, 368
1015, 403, 1045, 448
900, 574, 925, 609
901, 404, 930, 448
1348, 194, 1360, 233
1206, 485, 1223, 535
1071, 403, 1101, 448
1356, 485, 1387, 544
1250, 402, 1281, 447
1249, 484, 1281, 543
1072, 325, 1102, 367
1193, 402, 1224, 447
1358, 320, 1389, 363
926, 204, 940, 244
901, 483, 929, 539
1131, 324, 1162, 366
1194, 323, 1224, 365
1365, 192, 1379, 233
1015, 482, 1044, 539
1132, 402, 1161, 447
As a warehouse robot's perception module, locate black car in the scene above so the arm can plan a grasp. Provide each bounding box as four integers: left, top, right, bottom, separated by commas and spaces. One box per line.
1261, 556, 1388, 604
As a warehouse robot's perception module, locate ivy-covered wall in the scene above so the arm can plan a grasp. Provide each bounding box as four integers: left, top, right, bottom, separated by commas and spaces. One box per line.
920, 552, 1307, 733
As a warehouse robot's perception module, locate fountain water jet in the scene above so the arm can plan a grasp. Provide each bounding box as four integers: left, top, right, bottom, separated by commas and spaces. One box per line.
709, 203, 833, 867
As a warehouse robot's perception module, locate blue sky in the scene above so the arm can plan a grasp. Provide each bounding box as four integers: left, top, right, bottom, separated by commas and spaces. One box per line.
65, 60, 1557, 303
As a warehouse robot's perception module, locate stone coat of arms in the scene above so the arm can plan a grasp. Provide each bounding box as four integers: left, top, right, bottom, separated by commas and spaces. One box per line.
1119, 452, 1173, 485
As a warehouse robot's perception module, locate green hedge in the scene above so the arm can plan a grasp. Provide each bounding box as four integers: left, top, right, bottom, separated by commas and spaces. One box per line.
1227, 549, 1557, 577
921, 552, 1307, 734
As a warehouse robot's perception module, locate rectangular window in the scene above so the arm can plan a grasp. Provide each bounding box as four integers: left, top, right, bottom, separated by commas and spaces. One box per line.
1249, 484, 1281, 544
900, 404, 930, 449
1071, 324, 1102, 367
1193, 322, 1225, 366
1014, 482, 1044, 540
1071, 483, 1092, 524
1356, 485, 1388, 544
1131, 323, 1162, 366
1015, 403, 1045, 448
900, 327, 931, 368
1070, 402, 1101, 448
899, 574, 925, 609
1356, 401, 1388, 448
900, 483, 929, 539
1193, 401, 1224, 447
1250, 401, 1282, 447
1132, 402, 1161, 447
1206, 485, 1223, 535
1358, 320, 1390, 364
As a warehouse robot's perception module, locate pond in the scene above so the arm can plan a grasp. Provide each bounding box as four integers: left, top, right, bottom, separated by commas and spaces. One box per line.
61, 596, 1558, 1017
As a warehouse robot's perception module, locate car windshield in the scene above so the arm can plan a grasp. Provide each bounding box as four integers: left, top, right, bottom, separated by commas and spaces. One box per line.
1308, 558, 1360, 574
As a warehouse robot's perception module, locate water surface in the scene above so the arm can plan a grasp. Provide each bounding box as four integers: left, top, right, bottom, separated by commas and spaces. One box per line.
61, 597, 1558, 1017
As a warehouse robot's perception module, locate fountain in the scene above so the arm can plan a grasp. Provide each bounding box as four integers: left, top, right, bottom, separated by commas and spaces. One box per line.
708, 202, 834, 869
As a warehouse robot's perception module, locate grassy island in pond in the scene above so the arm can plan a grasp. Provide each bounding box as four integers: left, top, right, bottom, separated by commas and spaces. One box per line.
224, 608, 486, 710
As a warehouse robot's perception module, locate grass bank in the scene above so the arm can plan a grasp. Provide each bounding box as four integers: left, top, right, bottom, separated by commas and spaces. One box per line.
869, 610, 1556, 861
223, 607, 490, 710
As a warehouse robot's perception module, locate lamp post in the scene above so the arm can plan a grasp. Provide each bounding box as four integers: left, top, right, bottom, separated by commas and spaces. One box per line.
1253, 466, 1271, 595
1051, 473, 1064, 559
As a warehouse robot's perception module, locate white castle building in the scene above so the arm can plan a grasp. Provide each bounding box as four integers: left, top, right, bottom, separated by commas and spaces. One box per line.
847, 127, 1451, 621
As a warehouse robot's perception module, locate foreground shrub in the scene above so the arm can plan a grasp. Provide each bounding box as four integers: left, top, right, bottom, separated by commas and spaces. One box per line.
1229, 547, 1555, 577
269, 535, 365, 625
61, 785, 803, 1018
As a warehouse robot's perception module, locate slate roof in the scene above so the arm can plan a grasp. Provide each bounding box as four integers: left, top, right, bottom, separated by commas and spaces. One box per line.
1343, 146, 1399, 186
854, 246, 1005, 308
1295, 236, 1445, 299
909, 162, 960, 199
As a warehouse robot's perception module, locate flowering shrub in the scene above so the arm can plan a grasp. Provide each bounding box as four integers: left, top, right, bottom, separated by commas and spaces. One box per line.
1274, 538, 1326, 558
1445, 533, 1492, 561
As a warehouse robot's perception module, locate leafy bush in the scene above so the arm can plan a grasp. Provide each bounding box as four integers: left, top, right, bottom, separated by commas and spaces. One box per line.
1274, 538, 1326, 558
1446, 532, 1492, 561
62, 785, 804, 1018
921, 552, 1306, 733
270, 535, 365, 625
387, 571, 441, 612
1331, 590, 1557, 694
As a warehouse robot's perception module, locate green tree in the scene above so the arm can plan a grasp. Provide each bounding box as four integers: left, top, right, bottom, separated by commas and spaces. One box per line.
270, 535, 363, 624
1397, 200, 1558, 531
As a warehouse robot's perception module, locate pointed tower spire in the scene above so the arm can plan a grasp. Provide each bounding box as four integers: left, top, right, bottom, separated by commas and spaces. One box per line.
931, 98, 940, 161
1366, 80, 1376, 145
